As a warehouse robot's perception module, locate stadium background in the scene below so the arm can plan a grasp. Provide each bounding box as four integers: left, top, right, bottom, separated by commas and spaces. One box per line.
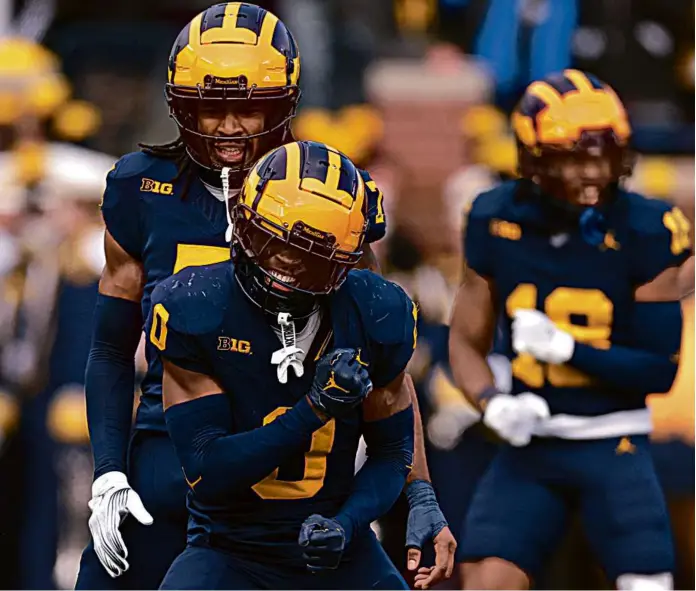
0, 0, 692, 589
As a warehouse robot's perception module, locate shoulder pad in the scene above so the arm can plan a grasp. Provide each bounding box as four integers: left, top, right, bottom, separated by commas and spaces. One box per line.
342, 270, 414, 345
468, 181, 518, 221
624, 191, 674, 235
359, 168, 387, 244
463, 182, 519, 278
151, 262, 232, 335
110, 151, 178, 180
622, 190, 692, 285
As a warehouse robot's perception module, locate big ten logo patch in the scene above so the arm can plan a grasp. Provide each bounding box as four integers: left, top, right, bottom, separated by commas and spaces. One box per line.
140, 178, 174, 195
217, 337, 252, 354
489, 219, 522, 241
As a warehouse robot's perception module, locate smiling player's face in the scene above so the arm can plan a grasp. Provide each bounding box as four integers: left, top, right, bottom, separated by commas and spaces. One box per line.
245, 225, 337, 294
197, 102, 266, 169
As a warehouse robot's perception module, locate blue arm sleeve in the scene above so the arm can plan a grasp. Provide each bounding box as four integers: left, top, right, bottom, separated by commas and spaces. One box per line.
334, 405, 414, 544
570, 301, 682, 394
164, 393, 325, 502
85, 294, 142, 478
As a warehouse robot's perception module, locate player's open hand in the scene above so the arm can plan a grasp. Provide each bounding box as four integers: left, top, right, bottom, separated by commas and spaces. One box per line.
88, 471, 153, 578
298, 514, 346, 572
410, 527, 457, 589
308, 348, 372, 419
405, 480, 456, 587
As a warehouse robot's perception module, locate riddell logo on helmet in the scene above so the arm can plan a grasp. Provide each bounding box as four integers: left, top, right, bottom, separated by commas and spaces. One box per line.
301, 226, 326, 239
293, 222, 332, 242
205, 75, 245, 87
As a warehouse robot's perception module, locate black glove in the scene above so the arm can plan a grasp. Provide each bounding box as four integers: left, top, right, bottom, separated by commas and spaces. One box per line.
307, 348, 372, 419
298, 514, 346, 572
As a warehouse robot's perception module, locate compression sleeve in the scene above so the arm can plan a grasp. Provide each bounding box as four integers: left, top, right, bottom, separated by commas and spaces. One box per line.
334, 405, 414, 545
164, 393, 325, 502
570, 300, 682, 394
85, 294, 142, 478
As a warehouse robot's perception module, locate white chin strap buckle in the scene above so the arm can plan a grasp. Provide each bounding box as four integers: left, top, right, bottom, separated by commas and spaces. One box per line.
271, 312, 305, 384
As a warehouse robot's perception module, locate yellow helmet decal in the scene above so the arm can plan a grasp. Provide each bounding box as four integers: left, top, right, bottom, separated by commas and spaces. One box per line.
240, 141, 366, 254
512, 69, 631, 149
168, 2, 300, 90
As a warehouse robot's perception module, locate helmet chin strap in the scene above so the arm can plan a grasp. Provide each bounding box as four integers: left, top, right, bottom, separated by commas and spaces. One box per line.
221, 166, 234, 243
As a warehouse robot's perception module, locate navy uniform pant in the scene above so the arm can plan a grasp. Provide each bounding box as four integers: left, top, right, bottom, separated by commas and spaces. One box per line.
160, 530, 408, 590
458, 435, 675, 582
75, 430, 188, 590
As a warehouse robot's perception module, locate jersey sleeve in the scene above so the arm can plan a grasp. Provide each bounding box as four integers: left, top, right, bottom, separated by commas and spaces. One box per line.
369, 286, 418, 389
360, 169, 387, 244
147, 286, 214, 376
100, 157, 144, 260
374, 298, 417, 389
463, 192, 495, 277
630, 200, 692, 286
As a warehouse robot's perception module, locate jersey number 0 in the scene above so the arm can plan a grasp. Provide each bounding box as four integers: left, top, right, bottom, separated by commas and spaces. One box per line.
252, 407, 336, 500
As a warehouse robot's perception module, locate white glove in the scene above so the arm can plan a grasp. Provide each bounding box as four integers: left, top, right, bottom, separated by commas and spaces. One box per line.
483, 393, 550, 447
88, 471, 154, 578
512, 309, 575, 364
427, 403, 481, 450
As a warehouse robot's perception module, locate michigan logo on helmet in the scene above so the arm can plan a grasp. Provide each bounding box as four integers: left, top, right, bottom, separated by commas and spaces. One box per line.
512, 69, 634, 208
232, 140, 367, 317
166, 2, 300, 178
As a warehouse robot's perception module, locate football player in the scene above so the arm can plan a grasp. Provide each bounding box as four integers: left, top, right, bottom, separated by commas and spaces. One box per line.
77, 3, 452, 589
149, 141, 415, 589
441, 70, 690, 591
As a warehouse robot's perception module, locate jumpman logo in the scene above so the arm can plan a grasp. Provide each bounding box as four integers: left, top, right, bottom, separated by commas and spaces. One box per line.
323, 371, 349, 393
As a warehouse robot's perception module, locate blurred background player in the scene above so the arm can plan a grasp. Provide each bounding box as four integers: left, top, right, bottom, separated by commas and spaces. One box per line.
447, 70, 689, 591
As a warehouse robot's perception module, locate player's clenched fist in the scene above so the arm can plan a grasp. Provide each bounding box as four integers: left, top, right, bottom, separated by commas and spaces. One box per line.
307, 348, 373, 419
298, 514, 346, 572
483, 393, 550, 447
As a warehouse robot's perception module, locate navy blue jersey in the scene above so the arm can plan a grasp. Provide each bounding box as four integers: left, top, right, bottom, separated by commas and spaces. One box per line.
100, 152, 387, 431
147, 265, 416, 565
465, 180, 691, 416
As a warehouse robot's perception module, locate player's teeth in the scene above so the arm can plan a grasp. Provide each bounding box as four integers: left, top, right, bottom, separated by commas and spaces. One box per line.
270, 270, 294, 283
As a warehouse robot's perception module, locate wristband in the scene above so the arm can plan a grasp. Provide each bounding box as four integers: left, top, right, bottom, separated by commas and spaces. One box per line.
476, 386, 499, 412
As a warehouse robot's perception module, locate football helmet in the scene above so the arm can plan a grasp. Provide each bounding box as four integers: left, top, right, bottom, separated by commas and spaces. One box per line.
232, 140, 367, 317
512, 69, 634, 211
166, 2, 300, 181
